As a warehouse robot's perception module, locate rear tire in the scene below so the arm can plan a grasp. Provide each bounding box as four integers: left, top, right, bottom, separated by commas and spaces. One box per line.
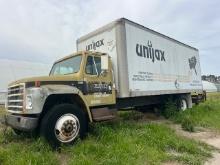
179, 98, 188, 111
40, 103, 88, 147
177, 94, 192, 111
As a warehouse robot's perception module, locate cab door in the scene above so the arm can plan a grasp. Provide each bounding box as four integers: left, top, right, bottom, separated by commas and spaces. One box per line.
83, 54, 115, 107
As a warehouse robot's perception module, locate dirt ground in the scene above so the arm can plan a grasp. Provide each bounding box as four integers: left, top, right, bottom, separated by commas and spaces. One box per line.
170, 124, 220, 165
176, 126, 220, 165
141, 112, 220, 165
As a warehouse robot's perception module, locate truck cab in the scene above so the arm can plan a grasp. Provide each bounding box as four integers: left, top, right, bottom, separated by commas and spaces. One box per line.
5, 51, 116, 146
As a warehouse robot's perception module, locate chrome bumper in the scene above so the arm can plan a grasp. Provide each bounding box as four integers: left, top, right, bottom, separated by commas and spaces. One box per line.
5, 114, 39, 131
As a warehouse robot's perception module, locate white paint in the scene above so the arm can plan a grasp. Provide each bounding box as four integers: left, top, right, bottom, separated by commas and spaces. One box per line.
125, 22, 202, 92
77, 19, 203, 97
77, 27, 119, 89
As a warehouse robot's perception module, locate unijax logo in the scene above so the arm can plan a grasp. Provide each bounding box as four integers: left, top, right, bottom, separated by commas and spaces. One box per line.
188, 56, 197, 75
136, 41, 166, 62
86, 39, 104, 51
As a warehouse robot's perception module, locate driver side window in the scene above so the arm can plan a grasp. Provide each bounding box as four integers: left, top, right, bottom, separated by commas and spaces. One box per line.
94, 57, 101, 75
85, 56, 101, 75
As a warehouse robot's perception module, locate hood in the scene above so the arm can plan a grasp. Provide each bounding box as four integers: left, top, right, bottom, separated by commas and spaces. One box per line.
9, 74, 81, 87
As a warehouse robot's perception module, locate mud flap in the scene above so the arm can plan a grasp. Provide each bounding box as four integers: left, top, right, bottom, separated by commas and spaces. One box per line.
185, 93, 193, 109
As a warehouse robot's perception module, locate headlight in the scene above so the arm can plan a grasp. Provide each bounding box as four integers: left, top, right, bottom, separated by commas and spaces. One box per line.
26, 95, 33, 110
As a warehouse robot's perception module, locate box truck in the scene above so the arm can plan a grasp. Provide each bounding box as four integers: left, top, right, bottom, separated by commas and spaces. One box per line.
4, 18, 203, 146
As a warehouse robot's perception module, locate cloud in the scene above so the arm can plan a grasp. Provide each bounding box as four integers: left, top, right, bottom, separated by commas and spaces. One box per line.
0, 0, 219, 75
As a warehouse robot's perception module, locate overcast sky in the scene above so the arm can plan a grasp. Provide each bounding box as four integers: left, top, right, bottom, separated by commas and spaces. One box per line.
0, 0, 219, 75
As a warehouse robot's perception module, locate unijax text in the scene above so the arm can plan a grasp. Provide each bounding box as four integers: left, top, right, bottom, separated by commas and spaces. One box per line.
136, 41, 166, 62
86, 39, 104, 51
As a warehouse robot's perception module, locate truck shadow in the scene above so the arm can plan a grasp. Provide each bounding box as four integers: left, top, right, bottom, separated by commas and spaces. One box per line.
88, 108, 165, 136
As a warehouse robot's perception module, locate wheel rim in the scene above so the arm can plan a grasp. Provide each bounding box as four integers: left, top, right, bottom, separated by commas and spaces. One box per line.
54, 113, 80, 143
180, 99, 187, 111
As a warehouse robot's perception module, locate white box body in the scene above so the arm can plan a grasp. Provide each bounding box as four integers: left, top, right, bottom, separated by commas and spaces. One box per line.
77, 18, 203, 98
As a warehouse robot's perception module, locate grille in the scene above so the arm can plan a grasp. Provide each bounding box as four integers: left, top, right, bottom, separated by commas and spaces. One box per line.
7, 83, 25, 112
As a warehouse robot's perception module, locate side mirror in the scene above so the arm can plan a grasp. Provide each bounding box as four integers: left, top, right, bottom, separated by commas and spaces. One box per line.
100, 55, 109, 77
101, 55, 109, 71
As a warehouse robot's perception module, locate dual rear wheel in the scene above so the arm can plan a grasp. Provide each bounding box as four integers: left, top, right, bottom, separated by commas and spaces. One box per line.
179, 98, 188, 111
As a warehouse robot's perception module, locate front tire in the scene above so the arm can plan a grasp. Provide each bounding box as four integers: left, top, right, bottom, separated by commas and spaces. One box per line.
40, 103, 87, 147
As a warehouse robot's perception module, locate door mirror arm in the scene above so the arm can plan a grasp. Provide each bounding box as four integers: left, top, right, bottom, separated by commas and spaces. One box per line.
99, 70, 108, 77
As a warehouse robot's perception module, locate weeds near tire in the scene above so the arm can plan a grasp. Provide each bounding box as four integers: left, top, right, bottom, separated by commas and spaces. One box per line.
162, 98, 195, 132
163, 98, 178, 119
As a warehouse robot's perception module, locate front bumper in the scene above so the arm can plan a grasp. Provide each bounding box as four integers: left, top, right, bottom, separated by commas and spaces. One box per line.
4, 114, 39, 131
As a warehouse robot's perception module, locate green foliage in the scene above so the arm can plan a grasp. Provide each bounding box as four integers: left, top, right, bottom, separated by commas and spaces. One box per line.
181, 115, 195, 132
66, 120, 211, 165
172, 93, 220, 131
0, 129, 58, 165
163, 98, 178, 119
0, 105, 6, 116
0, 114, 212, 165
1, 93, 220, 165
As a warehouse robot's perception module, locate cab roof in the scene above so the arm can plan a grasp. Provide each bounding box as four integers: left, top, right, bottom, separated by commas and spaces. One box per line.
54, 51, 107, 64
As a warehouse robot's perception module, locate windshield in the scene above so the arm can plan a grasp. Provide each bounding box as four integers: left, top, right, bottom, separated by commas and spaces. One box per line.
50, 55, 82, 75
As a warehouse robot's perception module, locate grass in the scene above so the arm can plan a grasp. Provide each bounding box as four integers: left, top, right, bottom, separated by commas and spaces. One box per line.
0, 107, 213, 165
0, 119, 213, 165
170, 93, 220, 131
66, 121, 212, 165
1, 93, 220, 165
0, 105, 5, 115
0, 105, 6, 127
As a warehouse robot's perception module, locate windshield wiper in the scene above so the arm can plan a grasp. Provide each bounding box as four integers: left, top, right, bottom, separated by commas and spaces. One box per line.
63, 71, 77, 75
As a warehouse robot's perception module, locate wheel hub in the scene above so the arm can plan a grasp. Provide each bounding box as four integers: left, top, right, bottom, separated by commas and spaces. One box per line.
55, 114, 80, 143
180, 99, 187, 111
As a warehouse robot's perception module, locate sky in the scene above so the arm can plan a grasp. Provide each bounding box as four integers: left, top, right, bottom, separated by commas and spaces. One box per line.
0, 0, 219, 75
